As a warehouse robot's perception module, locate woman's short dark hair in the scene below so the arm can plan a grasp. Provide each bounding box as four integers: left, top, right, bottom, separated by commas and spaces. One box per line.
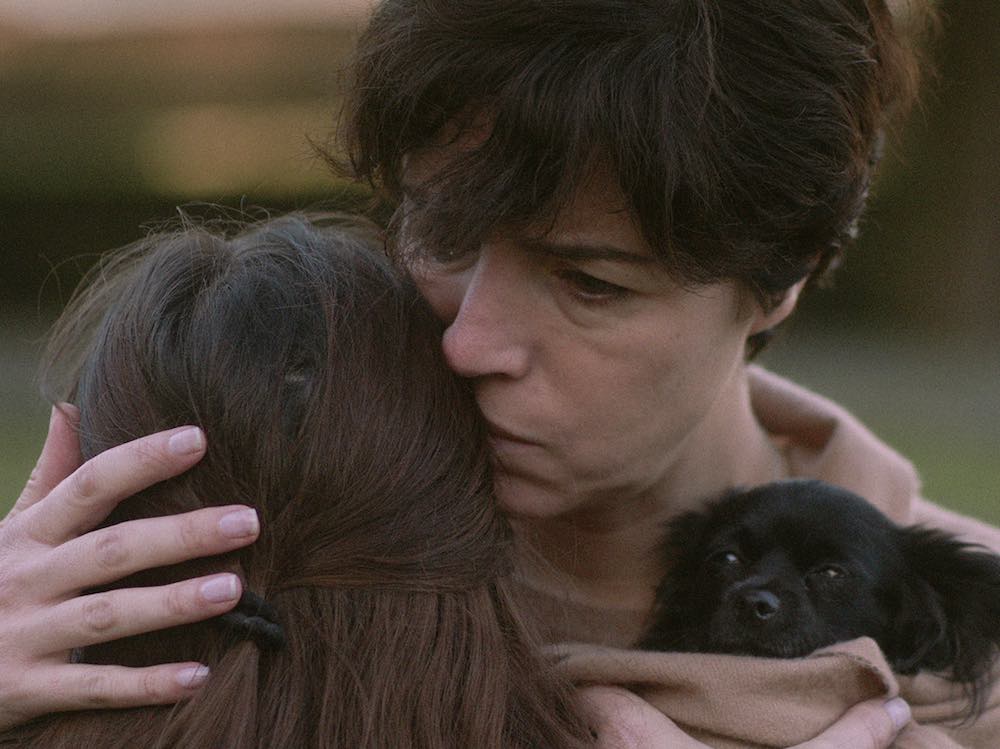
5, 214, 589, 748
342, 0, 931, 351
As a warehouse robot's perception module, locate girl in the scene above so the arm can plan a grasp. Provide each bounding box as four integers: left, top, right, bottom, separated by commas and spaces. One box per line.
0, 214, 590, 748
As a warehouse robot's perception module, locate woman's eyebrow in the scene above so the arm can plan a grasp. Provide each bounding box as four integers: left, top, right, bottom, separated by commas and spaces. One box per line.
523, 238, 656, 265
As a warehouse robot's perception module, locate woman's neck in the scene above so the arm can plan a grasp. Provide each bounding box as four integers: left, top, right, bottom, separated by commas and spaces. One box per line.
512, 364, 788, 612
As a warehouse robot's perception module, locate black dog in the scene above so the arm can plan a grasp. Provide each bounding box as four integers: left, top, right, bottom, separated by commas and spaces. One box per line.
639, 479, 1000, 717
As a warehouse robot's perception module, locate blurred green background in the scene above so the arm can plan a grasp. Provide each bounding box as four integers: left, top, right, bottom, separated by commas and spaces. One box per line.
1, 2, 997, 522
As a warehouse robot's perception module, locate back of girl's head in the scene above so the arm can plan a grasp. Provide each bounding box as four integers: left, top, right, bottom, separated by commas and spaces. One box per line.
59, 213, 502, 593
8, 213, 587, 748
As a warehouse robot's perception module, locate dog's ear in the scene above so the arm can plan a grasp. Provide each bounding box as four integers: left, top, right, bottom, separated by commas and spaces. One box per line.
658, 507, 723, 587
639, 508, 718, 651
890, 526, 1000, 713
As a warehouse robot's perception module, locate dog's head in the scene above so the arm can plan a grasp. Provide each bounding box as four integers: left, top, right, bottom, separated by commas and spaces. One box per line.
640, 480, 1000, 714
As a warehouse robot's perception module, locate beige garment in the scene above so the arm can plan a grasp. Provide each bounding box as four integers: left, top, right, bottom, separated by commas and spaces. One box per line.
521, 367, 1000, 747
551, 638, 998, 748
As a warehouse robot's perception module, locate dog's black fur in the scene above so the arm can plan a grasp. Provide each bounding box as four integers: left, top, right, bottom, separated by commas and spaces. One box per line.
639, 479, 1000, 717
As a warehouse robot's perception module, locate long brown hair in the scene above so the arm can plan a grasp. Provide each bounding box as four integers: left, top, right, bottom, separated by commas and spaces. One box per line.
4, 214, 589, 748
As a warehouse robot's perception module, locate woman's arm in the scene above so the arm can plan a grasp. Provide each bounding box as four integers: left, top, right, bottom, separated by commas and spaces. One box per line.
0, 406, 259, 731
910, 497, 1000, 552
581, 686, 910, 749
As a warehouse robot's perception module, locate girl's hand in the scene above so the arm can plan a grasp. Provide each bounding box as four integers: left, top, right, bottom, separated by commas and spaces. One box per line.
0, 406, 260, 731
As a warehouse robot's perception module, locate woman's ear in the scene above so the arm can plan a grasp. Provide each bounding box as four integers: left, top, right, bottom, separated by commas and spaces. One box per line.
749, 277, 808, 335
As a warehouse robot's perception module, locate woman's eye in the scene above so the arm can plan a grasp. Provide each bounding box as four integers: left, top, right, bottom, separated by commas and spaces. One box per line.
428, 246, 479, 267
410, 242, 480, 274
556, 269, 629, 302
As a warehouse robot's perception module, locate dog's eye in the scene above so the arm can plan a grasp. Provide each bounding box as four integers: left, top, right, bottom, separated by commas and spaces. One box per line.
810, 564, 847, 579
711, 550, 742, 566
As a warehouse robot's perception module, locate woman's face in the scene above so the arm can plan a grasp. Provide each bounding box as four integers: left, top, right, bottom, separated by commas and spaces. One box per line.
404, 170, 781, 520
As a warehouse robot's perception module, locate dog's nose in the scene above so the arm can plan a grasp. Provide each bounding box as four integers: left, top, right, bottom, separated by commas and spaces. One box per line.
739, 589, 781, 620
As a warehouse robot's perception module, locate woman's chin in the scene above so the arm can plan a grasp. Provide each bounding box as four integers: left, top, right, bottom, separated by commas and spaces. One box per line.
494, 472, 577, 521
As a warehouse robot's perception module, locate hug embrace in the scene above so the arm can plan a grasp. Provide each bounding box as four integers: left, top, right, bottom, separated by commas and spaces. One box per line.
2, 1, 999, 747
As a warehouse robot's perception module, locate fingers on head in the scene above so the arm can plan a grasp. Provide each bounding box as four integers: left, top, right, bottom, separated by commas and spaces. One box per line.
44, 506, 259, 594
20, 426, 207, 546
22, 662, 211, 717
38, 574, 243, 652
12, 405, 83, 518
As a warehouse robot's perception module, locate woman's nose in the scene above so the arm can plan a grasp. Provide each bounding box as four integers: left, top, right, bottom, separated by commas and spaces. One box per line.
437, 246, 532, 380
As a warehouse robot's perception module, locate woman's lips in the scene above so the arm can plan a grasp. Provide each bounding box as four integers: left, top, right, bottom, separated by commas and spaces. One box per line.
486, 421, 537, 446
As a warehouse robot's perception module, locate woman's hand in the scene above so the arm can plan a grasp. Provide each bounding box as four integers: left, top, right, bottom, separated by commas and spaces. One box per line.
580, 685, 713, 748
580, 685, 910, 748
794, 697, 911, 749
0, 406, 260, 731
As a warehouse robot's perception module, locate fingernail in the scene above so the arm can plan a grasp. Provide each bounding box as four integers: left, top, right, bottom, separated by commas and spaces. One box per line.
176, 665, 210, 688
168, 427, 205, 455
200, 574, 240, 603
218, 508, 259, 538
884, 697, 911, 731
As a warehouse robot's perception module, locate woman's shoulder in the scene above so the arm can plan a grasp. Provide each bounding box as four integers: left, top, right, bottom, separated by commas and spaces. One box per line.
749, 365, 1000, 551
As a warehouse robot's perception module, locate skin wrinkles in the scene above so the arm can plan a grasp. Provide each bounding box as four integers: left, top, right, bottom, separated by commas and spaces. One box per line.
405, 157, 800, 610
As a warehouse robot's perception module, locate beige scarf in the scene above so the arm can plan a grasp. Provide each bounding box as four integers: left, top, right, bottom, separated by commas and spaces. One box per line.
552, 637, 999, 748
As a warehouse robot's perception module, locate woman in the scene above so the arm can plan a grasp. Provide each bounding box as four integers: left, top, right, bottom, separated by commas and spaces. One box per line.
0, 214, 591, 748
2, 0, 995, 745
